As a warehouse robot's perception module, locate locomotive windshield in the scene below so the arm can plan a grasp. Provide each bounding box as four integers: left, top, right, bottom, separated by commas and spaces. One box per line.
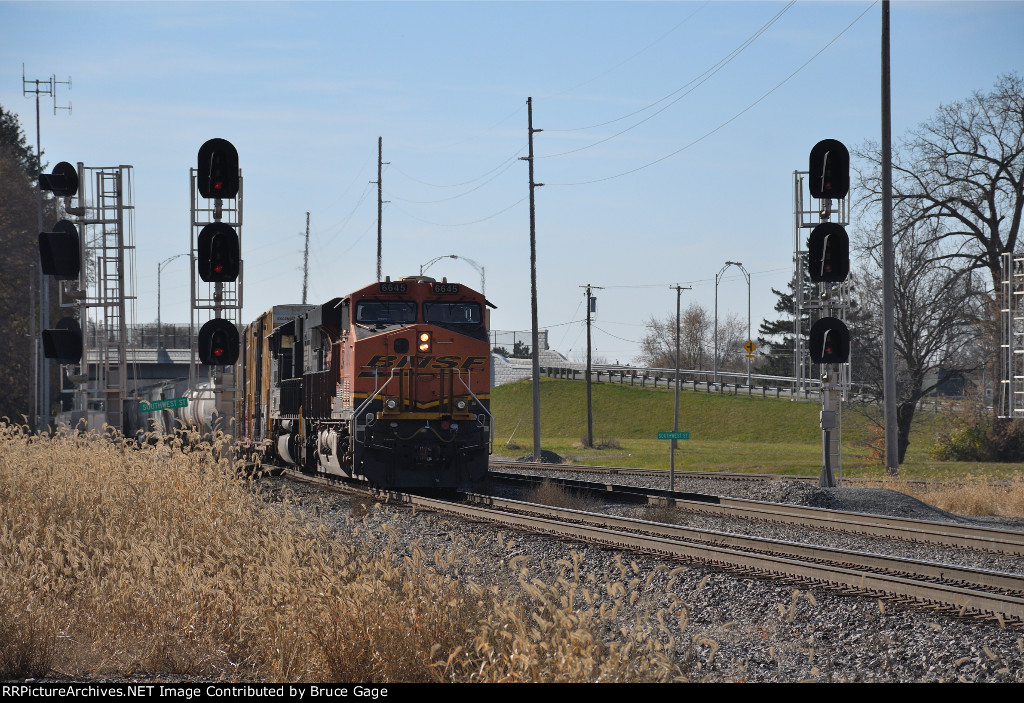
356, 300, 417, 324
423, 301, 482, 324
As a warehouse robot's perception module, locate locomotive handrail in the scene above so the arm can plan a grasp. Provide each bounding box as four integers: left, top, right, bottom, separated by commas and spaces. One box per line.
454, 368, 494, 455
350, 366, 399, 452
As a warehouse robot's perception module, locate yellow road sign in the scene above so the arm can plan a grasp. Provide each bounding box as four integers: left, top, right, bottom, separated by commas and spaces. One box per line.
743, 340, 757, 354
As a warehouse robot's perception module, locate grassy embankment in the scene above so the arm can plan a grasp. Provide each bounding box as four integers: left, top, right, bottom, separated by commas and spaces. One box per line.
491, 378, 1024, 514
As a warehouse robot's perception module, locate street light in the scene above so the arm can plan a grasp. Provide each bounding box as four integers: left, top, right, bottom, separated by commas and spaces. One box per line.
714, 261, 751, 387
420, 253, 486, 297
158, 253, 187, 349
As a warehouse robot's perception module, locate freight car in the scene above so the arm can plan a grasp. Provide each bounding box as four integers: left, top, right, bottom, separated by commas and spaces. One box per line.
236, 276, 493, 490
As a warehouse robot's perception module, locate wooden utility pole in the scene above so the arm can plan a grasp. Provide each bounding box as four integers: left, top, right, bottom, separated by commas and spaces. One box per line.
520, 98, 544, 462
670, 284, 691, 488
376, 137, 383, 282
581, 284, 603, 448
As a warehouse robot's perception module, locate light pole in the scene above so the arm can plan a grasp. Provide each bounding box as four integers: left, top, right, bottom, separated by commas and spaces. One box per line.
158, 254, 187, 349
420, 254, 486, 298
714, 261, 751, 386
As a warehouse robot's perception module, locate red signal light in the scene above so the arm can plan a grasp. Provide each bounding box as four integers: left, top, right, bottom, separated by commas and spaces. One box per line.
198, 318, 239, 365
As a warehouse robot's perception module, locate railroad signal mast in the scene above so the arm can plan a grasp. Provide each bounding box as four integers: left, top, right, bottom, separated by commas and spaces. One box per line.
38, 163, 84, 369
190, 139, 242, 422
39, 161, 138, 433
796, 139, 852, 487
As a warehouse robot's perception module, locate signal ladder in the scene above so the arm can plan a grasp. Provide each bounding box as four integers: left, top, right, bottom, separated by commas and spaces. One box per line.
1000, 252, 1024, 417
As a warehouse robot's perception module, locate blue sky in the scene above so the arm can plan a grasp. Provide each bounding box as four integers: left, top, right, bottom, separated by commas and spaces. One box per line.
2, 1, 1022, 363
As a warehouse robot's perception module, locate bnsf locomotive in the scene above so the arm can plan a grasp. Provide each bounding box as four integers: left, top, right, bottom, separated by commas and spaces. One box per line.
236, 276, 493, 490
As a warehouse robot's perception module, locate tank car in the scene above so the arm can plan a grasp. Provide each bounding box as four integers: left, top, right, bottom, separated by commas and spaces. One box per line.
236, 277, 493, 490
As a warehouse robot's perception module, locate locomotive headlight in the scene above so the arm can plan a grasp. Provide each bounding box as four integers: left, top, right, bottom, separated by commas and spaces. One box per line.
417, 331, 432, 353
384, 398, 399, 411
455, 399, 468, 411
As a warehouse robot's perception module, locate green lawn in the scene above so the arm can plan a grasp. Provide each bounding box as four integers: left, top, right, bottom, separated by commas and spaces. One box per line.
489, 378, 1021, 480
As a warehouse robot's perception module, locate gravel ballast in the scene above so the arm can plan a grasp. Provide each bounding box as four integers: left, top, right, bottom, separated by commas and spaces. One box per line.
267, 471, 1024, 683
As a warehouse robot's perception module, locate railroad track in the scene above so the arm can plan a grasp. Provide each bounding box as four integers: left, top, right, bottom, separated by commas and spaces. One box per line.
491, 458, 816, 483
488, 471, 1024, 556
282, 469, 1024, 626
420, 493, 1024, 626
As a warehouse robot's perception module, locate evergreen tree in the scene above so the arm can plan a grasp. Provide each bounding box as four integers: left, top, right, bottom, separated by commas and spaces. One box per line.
0, 104, 59, 422
756, 273, 812, 377
0, 105, 43, 174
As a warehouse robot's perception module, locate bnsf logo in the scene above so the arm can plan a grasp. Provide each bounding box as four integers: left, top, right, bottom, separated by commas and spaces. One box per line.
359, 354, 487, 376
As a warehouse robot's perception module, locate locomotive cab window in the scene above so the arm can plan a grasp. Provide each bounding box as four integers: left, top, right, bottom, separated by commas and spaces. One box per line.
423, 302, 482, 324
355, 300, 417, 324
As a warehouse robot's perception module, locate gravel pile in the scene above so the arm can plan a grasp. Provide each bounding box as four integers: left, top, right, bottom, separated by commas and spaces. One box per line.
267, 472, 1024, 683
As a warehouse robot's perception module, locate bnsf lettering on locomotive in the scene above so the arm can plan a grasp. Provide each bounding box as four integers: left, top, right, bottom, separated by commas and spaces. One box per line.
461, 356, 487, 370
360, 354, 487, 375
433, 355, 460, 368
366, 354, 396, 368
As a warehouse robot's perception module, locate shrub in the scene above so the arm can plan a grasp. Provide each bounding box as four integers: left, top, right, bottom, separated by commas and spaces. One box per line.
931, 405, 1024, 462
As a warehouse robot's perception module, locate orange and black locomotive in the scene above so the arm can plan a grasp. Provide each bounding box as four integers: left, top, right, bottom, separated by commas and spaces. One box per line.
237, 276, 493, 490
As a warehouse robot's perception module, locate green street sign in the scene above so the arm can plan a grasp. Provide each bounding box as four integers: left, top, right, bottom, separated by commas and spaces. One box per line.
140, 397, 188, 413
657, 431, 689, 440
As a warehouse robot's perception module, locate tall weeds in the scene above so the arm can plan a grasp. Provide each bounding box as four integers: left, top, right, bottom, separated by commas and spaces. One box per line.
0, 422, 688, 682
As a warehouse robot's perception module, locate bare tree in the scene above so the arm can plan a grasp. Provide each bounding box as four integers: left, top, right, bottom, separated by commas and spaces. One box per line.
637, 302, 711, 369
855, 73, 1024, 289
855, 73, 1024, 417
853, 217, 988, 463
636, 303, 746, 372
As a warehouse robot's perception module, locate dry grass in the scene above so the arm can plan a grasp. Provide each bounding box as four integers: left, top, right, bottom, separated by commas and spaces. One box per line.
0, 421, 692, 682
868, 475, 1024, 518
524, 478, 599, 513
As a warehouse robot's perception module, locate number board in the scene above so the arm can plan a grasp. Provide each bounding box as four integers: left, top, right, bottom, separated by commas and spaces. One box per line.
378, 282, 408, 293
432, 283, 461, 295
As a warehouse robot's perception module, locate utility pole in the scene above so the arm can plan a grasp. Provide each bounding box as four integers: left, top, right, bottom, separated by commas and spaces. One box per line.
23, 65, 71, 431
374, 137, 389, 282
520, 97, 544, 462
669, 284, 691, 489
302, 211, 310, 304
581, 284, 603, 448
880, 1, 899, 476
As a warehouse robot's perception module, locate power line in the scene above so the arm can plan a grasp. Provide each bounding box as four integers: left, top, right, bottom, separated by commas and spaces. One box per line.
547, 1, 877, 186
384, 155, 521, 204
541, 1, 794, 147
388, 144, 527, 189
388, 195, 527, 227
541, 1, 709, 101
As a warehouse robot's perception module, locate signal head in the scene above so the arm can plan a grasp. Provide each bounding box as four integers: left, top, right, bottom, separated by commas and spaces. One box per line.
39, 220, 81, 280
39, 162, 79, 198
807, 222, 850, 283
809, 317, 850, 364
42, 317, 83, 364
197, 138, 239, 199
198, 318, 240, 365
808, 139, 850, 200
197, 222, 240, 282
